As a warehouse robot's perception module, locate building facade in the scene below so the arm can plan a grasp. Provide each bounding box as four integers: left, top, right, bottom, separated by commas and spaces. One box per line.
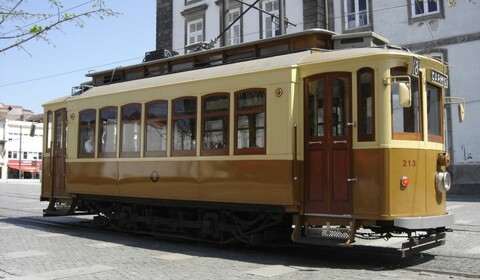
155, 0, 480, 193
0, 104, 43, 181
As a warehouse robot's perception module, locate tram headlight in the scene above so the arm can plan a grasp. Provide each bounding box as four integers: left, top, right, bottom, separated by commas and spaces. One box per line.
401, 176, 410, 188
435, 171, 451, 192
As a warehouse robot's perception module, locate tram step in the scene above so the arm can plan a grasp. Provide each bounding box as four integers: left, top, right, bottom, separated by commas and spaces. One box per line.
305, 226, 351, 240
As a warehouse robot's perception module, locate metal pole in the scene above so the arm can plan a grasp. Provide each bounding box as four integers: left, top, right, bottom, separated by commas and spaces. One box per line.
19, 118, 22, 179
279, 0, 285, 35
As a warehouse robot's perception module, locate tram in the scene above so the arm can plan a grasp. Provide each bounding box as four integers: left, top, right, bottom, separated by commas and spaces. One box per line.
40, 29, 463, 257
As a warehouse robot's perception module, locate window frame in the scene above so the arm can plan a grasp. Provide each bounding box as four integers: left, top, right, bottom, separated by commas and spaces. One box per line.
172, 97, 198, 157
408, 0, 444, 24
260, 0, 280, 39
145, 100, 168, 157
201, 93, 230, 156
390, 67, 423, 141
343, 0, 371, 31
226, 7, 242, 46
98, 106, 118, 158
78, 109, 96, 158
234, 88, 267, 155
187, 18, 204, 45
357, 67, 375, 142
120, 103, 142, 158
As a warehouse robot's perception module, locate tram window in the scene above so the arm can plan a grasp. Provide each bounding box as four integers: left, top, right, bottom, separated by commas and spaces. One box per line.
172, 97, 197, 156
99, 107, 118, 158
145, 100, 168, 157
427, 83, 443, 142
307, 78, 325, 137
45, 111, 53, 152
235, 89, 266, 155
78, 109, 96, 158
357, 68, 375, 141
391, 67, 422, 140
202, 93, 229, 156
120, 104, 141, 157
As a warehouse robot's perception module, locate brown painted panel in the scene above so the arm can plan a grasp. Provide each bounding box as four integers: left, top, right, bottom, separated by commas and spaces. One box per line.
67, 160, 295, 207
389, 149, 426, 216
41, 157, 52, 199
352, 149, 385, 219
307, 149, 325, 202
332, 148, 349, 202
67, 162, 118, 195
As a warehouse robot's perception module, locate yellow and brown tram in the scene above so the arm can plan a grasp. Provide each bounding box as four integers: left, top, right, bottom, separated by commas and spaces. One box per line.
41, 29, 459, 256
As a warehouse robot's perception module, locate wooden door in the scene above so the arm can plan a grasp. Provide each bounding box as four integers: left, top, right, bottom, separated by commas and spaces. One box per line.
304, 73, 353, 214
52, 109, 67, 197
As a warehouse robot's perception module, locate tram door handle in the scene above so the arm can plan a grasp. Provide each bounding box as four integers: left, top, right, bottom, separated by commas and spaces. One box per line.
347, 177, 358, 183
308, 141, 322, 145
333, 140, 347, 144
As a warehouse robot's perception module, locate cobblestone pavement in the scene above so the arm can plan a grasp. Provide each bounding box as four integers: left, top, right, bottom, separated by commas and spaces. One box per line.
0, 182, 479, 280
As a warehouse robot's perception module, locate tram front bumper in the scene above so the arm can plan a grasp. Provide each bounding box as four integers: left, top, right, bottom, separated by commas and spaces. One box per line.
394, 212, 455, 230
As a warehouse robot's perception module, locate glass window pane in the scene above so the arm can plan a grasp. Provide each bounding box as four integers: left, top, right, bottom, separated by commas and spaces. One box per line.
121, 104, 141, 154
46, 111, 53, 150
173, 119, 196, 151
173, 98, 197, 154
391, 75, 421, 136
358, 69, 374, 141
427, 0, 438, 12
99, 107, 117, 155
174, 99, 197, 115
308, 79, 325, 137
332, 77, 349, 136
203, 116, 227, 150
237, 91, 265, 110
79, 109, 96, 156
427, 84, 442, 137
235, 89, 266, 153
146, 101, 168, 156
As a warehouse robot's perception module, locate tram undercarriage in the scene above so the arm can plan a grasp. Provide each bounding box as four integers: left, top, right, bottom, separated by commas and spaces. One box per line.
73, 196, 292, 246
43, 195, 448, 257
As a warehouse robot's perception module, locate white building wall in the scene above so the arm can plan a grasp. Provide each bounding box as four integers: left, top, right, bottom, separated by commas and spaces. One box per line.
448, 40, 480, 165
172, 0, 305, 53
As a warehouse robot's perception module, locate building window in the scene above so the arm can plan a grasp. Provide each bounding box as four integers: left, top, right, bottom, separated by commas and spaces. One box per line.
145, 100, 168, 157
78, 109, 96, 158
202, 93, 229, 156
8, 151, 12, 159
173, 97, 197, 156
261, 0, 280, 39
427, 83, 443, 143
235, 89, 266, 155
13, 151, 17, 159
23, 151, 27, 159
391, 67, 422, 140
226, 7, 241, 45
357, 68, 375, 141
187, 18, 204, 45
344, 0, 369, 30
412, 0, 440, 17
99, 107, 118, 158
121, 104, 142, 157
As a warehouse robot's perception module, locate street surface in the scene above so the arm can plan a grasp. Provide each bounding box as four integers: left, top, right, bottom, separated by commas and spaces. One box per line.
0, 182, 479, 279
